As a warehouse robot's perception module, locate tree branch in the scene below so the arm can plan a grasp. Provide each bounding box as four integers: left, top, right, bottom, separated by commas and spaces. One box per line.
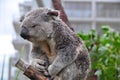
15, 59, 48, 80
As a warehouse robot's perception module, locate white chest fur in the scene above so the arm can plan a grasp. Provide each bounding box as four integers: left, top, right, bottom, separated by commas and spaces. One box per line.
39, 39, 56, 64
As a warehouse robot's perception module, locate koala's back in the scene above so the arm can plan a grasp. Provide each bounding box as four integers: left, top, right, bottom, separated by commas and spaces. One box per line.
51, 20, 90, 80
57, 37, 90, 80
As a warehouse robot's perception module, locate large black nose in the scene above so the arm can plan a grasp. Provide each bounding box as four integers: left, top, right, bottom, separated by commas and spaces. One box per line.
20, 26, 30, 39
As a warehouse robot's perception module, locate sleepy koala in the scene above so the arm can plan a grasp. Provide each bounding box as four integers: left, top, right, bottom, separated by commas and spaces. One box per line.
20, 8, 91, 80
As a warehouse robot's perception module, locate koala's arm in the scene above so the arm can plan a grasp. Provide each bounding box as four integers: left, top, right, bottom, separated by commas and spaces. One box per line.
48, 46, 78, 76
30, 46, 49, 69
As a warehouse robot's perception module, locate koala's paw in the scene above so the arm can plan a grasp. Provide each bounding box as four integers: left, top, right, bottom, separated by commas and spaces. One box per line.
31, 59, 45, 71
31, 59, 51, 77
31, 59, 46, 69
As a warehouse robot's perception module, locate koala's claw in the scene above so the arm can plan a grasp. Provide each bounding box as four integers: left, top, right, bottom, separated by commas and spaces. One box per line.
43, 71, 51, 77
31, 59, 47, 70
36, 63, 46, 70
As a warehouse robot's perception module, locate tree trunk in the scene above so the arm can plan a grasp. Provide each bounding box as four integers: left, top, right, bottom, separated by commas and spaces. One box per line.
52, 0, 74, 31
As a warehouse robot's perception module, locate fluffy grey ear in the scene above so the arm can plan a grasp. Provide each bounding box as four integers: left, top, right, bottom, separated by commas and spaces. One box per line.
47, 10, 59, 17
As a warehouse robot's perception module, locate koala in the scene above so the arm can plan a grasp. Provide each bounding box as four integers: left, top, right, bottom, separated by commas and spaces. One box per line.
20, 8, 91, 80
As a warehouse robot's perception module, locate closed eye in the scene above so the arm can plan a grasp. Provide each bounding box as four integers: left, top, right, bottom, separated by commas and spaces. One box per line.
31, 25, 36, 28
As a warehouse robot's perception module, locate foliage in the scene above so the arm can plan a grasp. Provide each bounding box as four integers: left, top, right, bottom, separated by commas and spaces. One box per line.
77, 26, 120, 80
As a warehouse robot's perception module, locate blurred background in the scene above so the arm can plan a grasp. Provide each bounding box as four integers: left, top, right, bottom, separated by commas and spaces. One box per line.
0, 0, 120, 80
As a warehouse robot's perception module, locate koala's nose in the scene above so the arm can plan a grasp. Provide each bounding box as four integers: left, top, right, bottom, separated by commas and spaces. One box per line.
20, 26, 30, 39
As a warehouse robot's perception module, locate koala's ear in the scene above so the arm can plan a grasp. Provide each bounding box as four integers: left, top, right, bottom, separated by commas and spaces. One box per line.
47, 10, 59, 17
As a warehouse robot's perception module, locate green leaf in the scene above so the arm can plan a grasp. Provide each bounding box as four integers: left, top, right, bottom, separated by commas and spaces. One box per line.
77, 26, 120, 80
101, 25, 110, 32
95, 69, 102, 76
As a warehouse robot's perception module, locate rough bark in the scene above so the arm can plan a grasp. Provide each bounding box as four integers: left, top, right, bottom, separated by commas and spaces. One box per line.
15, 59, 48, 80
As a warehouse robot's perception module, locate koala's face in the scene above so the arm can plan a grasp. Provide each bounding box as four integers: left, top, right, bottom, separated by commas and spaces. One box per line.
20, 8, 59, 42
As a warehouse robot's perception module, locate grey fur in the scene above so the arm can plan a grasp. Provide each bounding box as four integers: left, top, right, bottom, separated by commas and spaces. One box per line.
20, 8, 91, 80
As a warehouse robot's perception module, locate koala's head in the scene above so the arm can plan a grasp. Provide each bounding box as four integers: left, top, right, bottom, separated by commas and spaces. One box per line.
20, 8, 60, 42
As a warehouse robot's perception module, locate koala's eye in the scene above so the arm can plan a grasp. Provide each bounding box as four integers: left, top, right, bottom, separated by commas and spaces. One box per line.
31, 25, 36, 28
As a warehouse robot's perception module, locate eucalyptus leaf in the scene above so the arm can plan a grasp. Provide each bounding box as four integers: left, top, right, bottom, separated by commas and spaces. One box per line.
77, 26, 120, 80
